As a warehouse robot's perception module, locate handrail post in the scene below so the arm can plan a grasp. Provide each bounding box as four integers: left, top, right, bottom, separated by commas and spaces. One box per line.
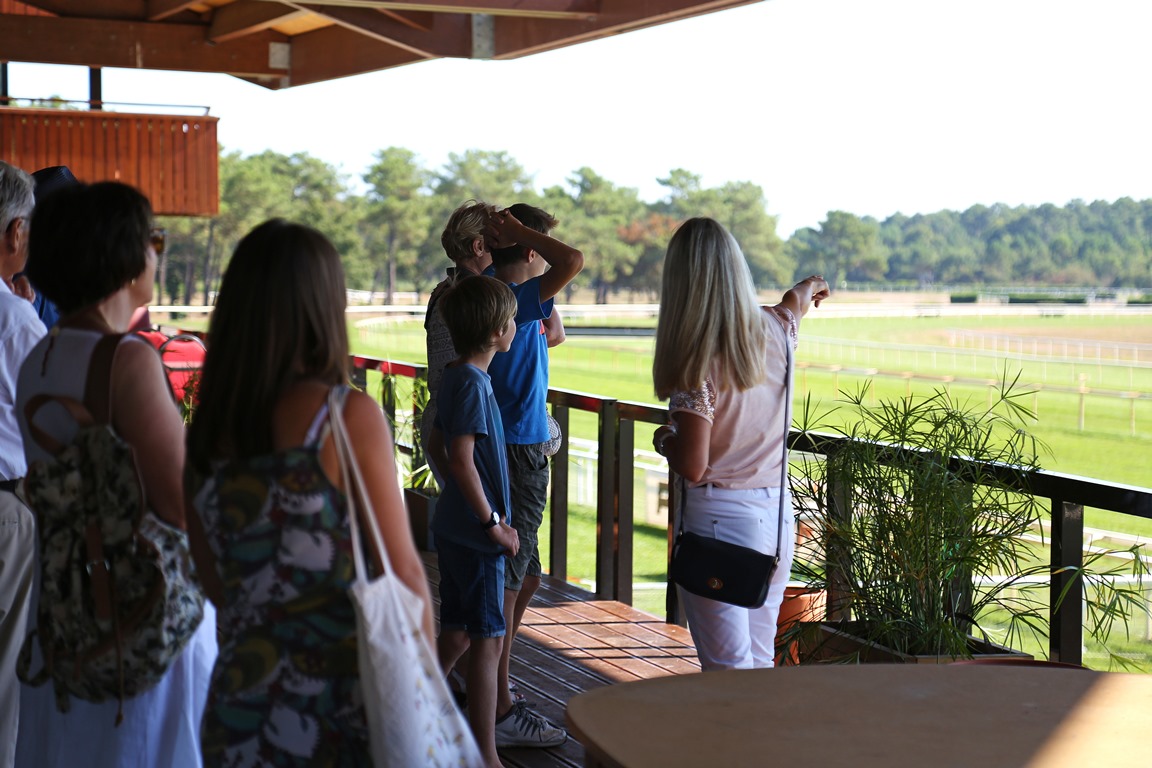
1050, 498, 1084, 665
826, 459, 852, 622
614, 417, 635, 605
410, 365, 427, 476
666, 475, 684, 626
549, 404, 571, 583
595, 399, 618, 600
350, 363, 368, 394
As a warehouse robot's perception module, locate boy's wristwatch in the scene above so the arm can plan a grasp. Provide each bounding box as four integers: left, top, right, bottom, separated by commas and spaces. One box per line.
482, 511, 501, 529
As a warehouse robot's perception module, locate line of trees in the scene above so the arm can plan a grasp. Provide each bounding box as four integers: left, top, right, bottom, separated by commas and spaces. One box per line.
155, 148, 1152, 305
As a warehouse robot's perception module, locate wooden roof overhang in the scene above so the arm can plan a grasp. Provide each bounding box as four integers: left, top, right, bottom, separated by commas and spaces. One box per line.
0, 0, 763, 89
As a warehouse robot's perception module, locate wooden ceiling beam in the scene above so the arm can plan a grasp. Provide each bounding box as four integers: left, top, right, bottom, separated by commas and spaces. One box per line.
14, 0, 146, 18
288, 3, 469, 57
209, 1, 306, 43
300, 0, 599, 21
377, 9, 436, 32
491, 0, 753, 57
286, 23, 430, 87
0, 14, 288, 78
146, 0, 197, 21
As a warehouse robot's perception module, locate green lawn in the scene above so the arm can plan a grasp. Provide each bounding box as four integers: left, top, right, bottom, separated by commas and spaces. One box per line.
352, 314, 1152, 489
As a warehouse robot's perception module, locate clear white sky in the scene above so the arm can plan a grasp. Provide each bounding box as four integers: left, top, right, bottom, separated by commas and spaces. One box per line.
8, 0, 1152, 235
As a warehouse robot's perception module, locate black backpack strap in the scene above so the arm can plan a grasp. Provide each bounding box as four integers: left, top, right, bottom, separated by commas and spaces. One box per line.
84, 334, 126, 426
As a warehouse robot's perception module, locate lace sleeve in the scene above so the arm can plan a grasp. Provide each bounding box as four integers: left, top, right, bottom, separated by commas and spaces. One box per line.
669, 377, 717, 422
769, 305, 798, 349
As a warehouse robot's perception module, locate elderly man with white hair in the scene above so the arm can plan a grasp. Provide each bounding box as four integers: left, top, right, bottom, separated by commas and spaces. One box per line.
0, 160, 45, 768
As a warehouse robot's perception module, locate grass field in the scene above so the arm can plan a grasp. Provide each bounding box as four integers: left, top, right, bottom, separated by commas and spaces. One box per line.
352, 312, 1152, 488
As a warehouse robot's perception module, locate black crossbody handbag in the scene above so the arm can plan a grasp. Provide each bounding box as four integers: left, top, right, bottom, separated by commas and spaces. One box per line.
669, 320, 792, 609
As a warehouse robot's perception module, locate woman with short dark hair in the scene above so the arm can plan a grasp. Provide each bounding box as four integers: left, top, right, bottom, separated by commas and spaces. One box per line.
15, 181, 216, 766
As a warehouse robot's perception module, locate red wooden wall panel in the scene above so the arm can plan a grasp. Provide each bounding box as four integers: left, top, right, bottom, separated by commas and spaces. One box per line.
0, 108, 219, 216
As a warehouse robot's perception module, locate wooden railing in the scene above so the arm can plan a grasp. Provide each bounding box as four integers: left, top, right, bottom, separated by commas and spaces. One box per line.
350, 355, 1152, 667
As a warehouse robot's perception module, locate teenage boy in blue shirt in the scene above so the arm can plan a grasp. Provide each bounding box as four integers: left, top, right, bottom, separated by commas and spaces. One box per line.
485, 205, 583, 748
429, 275, 522, 766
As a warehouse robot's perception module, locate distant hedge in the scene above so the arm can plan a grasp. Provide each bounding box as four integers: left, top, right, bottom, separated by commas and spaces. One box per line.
1007, 295, 1088, 304
950, 293, 978, 303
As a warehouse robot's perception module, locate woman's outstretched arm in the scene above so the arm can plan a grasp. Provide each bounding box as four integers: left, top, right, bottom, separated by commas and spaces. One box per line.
776, 275, 830, 322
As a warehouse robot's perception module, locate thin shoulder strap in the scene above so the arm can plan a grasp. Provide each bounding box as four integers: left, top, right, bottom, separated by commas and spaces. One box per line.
85, 333, 127, 426
775, 319, 793, 559
304, 393, 335, 447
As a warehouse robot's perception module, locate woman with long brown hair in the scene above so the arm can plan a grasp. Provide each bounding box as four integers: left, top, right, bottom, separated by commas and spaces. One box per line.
186, 219, 433, 765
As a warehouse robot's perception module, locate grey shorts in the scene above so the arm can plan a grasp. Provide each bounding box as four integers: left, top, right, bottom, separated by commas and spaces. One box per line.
504, 442, 549, 591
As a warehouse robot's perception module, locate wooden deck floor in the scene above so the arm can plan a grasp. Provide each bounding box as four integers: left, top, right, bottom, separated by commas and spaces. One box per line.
423, 552, 700, 767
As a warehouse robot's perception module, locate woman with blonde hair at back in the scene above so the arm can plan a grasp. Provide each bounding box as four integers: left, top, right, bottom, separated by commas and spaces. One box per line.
186, 219, 434, 765
652, 217, 829, 671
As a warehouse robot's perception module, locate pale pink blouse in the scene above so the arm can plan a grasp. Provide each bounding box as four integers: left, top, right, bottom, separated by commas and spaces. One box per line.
668, 307, 797, 489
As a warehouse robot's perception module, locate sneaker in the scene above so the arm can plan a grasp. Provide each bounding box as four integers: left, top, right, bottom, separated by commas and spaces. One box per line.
494, 701, 568, 748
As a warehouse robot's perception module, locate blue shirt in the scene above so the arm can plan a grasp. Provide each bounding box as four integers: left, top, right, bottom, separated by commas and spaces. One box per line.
432, 363, 510, 552
487, 278, 553, 445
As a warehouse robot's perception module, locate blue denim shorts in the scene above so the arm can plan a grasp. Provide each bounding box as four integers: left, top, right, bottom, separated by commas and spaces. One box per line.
436, 537, 506, 638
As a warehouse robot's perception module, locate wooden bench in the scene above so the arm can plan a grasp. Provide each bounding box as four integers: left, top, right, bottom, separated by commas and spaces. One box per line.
422, 552, 699, 767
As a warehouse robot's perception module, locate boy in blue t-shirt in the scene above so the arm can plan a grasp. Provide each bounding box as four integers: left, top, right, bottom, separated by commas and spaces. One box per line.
428, 275, 521, 765
484, 205, 582, 747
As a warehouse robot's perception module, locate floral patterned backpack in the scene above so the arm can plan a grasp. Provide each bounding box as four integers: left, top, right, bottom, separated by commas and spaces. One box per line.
17, 333, 204, 723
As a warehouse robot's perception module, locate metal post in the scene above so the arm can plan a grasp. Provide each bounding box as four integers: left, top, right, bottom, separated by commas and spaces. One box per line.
594, 399, 618, 600
615, 418, 635, 605
1049, 498, 1084, 665
827, 460, 852, 622
89, 67, 102, 110
549, 405, 570, 583
410, 366, 427, 475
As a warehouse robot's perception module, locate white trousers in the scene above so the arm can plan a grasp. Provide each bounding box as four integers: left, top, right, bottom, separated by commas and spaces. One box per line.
677, 484, 795, 672
0, 491, 35, 768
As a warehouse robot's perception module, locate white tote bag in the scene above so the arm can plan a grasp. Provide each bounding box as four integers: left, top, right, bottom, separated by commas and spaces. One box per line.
329, 387, 484, 768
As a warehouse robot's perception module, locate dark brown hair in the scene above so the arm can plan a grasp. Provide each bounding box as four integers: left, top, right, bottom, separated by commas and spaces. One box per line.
187, 219, 349, 471
491, 203, 558, 268
27, 181, 151, 313
439, 275, 517, 356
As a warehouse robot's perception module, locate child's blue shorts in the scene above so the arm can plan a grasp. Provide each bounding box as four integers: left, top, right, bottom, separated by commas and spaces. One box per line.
436, 537, 506, 638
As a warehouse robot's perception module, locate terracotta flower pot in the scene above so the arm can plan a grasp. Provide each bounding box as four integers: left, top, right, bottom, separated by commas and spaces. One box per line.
775, 585, 826, 666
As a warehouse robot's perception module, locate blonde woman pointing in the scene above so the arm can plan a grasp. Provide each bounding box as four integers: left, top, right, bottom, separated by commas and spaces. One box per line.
652, 217, 829, 671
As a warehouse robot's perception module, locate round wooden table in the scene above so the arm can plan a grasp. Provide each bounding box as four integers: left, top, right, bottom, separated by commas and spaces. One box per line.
565, 664, 1152, 767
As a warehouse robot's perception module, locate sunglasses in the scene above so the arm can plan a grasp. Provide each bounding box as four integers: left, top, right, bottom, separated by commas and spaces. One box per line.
149, 227, 166, 255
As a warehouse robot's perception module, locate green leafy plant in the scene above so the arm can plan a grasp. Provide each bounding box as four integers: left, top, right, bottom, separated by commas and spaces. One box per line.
379, 372, 438, 493
178, 369, 201, 426
787, 373, 1148, 665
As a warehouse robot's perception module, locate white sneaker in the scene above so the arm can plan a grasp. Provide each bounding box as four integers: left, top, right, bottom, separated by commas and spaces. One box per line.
494, 701, 567, 748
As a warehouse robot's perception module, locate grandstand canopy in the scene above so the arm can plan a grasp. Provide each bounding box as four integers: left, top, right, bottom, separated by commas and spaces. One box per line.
0, 0, 762, 89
